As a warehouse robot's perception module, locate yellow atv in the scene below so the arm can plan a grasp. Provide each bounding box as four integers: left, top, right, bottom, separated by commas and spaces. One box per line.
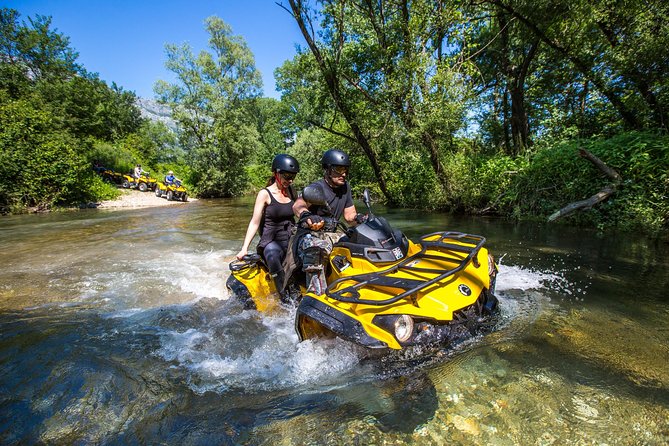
227, 187, 498, 351
155, 179, 188, 202
100, 169, 125, 185
122, 172, 157, 192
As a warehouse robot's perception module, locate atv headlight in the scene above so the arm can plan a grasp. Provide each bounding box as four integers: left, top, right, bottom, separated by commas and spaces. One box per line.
394, 315, 414, 343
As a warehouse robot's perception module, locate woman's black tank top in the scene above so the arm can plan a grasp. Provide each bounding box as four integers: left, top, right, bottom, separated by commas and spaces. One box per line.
258, 188, 295, 248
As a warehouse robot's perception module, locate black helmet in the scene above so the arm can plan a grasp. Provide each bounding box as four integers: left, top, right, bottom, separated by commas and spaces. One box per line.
271, 154, 300, 173
321, 149, 350, 169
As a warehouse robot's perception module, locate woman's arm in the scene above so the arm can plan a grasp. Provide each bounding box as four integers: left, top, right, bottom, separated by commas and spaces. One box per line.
236, 190, 270, 260
293, 195, 309, 219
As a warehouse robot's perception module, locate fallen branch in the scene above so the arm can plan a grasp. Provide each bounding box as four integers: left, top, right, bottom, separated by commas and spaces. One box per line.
548, 186, 616, 222
548, 148, 622, 222
477, 191, 506, 215
577, 148, 622, 183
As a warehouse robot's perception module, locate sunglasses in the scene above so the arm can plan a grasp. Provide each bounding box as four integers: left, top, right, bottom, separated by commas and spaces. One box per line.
280, 172, 296, 181
330, 165, 349, 176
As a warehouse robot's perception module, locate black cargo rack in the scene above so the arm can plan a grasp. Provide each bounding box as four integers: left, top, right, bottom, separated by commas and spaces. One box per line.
325, 232, 486, 305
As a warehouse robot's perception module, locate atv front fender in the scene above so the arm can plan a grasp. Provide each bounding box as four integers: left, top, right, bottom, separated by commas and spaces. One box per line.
295, 295, 387, 349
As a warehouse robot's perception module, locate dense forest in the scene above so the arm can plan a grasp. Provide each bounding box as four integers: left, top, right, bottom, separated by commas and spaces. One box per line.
1, 2, 667, 234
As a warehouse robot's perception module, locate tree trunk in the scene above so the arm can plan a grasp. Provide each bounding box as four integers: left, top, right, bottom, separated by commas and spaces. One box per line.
488, 0, 643, 130
497, 10, 537, 154
509, 85, 527, 154
548, 148, 622, 222
286, 0, 391, 202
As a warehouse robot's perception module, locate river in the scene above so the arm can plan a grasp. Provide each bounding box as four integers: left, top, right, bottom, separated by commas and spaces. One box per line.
1, 198, 668, 445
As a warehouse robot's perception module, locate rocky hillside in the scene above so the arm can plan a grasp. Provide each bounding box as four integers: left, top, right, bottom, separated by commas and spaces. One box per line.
136, 98, 178, 132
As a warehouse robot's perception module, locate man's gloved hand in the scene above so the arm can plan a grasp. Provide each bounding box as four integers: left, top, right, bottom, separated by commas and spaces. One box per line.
355, 213, 369, 224
299, 211, 325, 230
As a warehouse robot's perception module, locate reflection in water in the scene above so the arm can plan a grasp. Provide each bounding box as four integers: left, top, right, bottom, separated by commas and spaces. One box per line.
1, 199, 668, 444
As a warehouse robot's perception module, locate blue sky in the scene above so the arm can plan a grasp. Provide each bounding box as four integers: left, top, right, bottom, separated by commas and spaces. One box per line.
6, 0, 305, 99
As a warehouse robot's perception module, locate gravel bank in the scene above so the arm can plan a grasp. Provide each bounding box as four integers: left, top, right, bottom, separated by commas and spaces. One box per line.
98, 189, 196, 209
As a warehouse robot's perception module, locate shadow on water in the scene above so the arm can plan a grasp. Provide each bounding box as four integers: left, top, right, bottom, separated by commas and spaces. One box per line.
117, 372, 439, 445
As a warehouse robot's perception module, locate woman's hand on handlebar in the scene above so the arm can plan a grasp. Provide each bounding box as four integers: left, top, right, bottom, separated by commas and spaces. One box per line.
235, 249, 247, 261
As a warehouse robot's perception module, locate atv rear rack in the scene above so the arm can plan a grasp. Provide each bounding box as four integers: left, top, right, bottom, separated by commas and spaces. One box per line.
325, 232, 487, 305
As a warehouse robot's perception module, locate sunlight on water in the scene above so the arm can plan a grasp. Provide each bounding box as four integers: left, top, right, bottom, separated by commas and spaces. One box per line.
3, 205, 668, 444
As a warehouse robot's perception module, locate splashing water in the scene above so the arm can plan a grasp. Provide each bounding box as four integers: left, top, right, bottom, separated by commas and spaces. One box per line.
154, 260, 575, 394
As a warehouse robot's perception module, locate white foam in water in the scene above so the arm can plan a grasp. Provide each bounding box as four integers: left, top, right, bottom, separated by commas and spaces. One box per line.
165, 250, 228, 299
156, 311, 361, 394
496, 264, 560, 291
155, 259, 579, 394
496, 262, 582, 298
78, 249, 232, 309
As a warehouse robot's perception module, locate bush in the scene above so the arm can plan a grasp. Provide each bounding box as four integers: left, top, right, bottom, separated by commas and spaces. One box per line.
0, 96, 128, 212
505, 132, 669, 233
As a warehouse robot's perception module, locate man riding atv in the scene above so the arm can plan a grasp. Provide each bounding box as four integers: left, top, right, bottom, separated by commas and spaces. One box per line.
122, 165, 157, 192
155, 171, 188, 201
287, 149, 367, 295
164, 171, 181, 186
227, 174, 500, 351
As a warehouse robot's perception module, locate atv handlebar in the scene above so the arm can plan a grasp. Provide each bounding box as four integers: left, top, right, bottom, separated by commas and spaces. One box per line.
229, 253, 262, 271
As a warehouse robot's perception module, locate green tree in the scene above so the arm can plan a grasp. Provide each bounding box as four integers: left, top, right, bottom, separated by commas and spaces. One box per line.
280, 0, 476, 207
0, 94, 94, 212
0, 8, 81, 97
155, 16, 262, 197
481, 0, 669, 131
0, 8, 143, 211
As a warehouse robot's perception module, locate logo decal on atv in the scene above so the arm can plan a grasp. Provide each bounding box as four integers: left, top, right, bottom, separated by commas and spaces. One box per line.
392, 247, 404, 260
458, 284, 472, 296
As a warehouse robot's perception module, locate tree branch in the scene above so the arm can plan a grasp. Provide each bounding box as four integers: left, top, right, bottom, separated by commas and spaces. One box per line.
306, 119, 357, 142
578, 148, 622, 183
548, 148, 622, 222
548, 186, 616, 222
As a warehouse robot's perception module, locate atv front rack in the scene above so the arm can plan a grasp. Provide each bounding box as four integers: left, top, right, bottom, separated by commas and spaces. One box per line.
325, 232, 486, 305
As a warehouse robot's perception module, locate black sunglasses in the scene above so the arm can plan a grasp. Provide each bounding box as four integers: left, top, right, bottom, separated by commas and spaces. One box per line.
330, 165, 349, 176
280, 172, 296, 181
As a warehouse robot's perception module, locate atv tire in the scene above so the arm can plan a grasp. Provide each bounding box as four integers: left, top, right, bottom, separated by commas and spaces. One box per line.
182, 193, 188, 202
155, 188, 162, 197
166, 191, 174, 201
122, 180, 130, 188
139, 182, 148, 192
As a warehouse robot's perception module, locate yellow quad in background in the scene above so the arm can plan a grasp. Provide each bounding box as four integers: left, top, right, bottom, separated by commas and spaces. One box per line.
155, 179, 188, 202
122, 172, 157, 192
99, 169, 125, 185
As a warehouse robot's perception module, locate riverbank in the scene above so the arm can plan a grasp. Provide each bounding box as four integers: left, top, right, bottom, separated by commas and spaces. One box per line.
97, 189, 196, 209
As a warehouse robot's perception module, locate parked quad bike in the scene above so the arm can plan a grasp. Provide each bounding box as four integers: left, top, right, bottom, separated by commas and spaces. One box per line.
122, 172, 157, 192
227, 186, 499, 351
99, 169, 125, 185
155, 179, 188, 202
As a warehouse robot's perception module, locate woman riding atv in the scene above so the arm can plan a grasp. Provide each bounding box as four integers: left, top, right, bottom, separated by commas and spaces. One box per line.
236, 154, 300, 303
